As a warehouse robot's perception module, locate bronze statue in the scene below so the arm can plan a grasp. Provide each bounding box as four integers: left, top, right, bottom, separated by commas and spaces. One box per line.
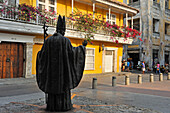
36, 15, 87, 112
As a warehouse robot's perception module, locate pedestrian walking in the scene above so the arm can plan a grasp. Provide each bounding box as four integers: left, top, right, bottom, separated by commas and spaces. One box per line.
125, 60, 127, 71
131, 61, 134, 69
165, 64, 169, 75
127, 61, 130, 72
142, 61, 145, 74
122, 60, 125, 71
156, 62, 161, 74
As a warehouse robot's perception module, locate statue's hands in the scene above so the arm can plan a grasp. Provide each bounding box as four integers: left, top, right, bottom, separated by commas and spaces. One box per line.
82, 40, 88, 46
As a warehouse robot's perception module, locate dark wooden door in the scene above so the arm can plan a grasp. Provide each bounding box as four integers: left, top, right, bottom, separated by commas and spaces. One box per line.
0, 42, 24, 78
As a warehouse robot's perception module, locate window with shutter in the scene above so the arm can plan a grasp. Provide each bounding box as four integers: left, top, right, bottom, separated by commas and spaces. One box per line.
38, 0, 56, 12
106, 13, 116, 25
85, 48, 95, 70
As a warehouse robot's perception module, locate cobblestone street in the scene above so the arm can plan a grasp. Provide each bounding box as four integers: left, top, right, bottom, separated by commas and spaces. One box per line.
0, 71, 170, 113
0, 95, 160, 113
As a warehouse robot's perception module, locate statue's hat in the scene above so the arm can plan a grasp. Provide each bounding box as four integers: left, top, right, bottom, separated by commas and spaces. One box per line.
56, 15, 66, 34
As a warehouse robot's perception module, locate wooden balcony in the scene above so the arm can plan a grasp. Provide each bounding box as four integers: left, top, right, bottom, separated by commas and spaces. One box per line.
0, 5, 133, 45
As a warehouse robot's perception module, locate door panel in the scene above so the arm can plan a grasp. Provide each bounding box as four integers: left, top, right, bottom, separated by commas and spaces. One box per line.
0, 42, 24, 78
18, 44, 23, 77
105, 51, 113, 72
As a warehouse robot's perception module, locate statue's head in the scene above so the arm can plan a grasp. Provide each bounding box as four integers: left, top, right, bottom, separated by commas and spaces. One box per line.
56, 15, 66, 36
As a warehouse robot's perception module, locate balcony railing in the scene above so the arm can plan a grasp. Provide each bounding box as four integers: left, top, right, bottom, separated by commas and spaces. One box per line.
153, 32, 160, 39
0, 4, 139, 45
128, 1, 140, 10
0, 5, 57, 26
165, 8, 170, 17
165, 34, 170, 41
153, 1, 160, 8
152, 1, 160, 15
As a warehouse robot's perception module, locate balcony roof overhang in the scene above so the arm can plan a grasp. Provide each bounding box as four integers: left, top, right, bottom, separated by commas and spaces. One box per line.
75, 0, 139, 16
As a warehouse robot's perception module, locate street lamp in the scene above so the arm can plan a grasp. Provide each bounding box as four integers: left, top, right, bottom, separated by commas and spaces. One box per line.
99, 44, 104, 52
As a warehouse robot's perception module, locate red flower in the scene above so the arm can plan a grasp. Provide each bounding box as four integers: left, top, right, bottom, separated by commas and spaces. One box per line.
139, 38, 143, 41
115, 40, 119, 44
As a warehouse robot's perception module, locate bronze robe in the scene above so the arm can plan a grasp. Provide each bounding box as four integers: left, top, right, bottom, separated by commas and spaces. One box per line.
36, 33, 86, 111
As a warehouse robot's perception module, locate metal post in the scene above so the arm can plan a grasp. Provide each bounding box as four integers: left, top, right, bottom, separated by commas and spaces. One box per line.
55, 0, 57, 13
126, 13, 128, 27
109, 8, 111, 23
131, 16, 133, 29
125, 75, 130, 85
72, 0, 74, 14
43, 22, 48, 42
93, 2, 95, 19
159, 73, 163, 81
138, 74, 142, 84
112, 76, 116, 87
167, 73, 170, 80
150, 73, 154, 82
92, 78, 97, 89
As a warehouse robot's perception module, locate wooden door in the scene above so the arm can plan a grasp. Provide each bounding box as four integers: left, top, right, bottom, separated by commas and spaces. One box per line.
0, 42, 24, 78
105, 50, 113, 72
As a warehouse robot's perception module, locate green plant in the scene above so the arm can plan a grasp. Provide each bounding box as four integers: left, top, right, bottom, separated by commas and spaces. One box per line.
68, 9, 141, 44
68, 9, 105, 44
0, 3, 57, 25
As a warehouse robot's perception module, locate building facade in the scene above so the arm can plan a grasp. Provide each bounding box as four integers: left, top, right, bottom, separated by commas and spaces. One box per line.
123, 0, 170, 70
0, 0, 138, 78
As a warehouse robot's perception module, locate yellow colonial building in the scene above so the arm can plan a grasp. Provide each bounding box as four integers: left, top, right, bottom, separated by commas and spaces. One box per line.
0, 0, 138, 78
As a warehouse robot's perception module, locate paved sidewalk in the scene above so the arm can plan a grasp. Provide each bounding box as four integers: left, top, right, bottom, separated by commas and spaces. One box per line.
0, 72, 170, 113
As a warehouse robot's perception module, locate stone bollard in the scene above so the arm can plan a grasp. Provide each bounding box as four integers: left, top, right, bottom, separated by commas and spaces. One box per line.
138, 74, 142, 84
168, 73, 170, 80
112, 76, 116, 87
125, 75, 130, 85
150, 73, 154, 82
92, 78, 97, 89
159, 73, 163, 81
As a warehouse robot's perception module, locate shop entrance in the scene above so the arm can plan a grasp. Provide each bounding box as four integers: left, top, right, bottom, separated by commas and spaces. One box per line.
128, 53, 139, 69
